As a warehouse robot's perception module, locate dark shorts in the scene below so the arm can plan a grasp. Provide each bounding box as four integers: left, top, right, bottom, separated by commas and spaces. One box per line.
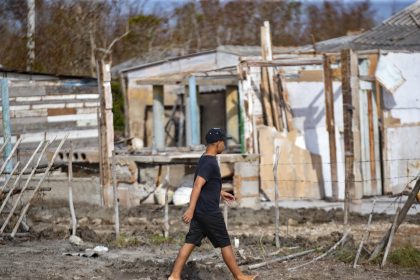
185, 211, 231, 248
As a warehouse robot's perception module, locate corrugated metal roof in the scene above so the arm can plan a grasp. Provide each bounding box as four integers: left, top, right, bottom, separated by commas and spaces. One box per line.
352, 1, 420, 51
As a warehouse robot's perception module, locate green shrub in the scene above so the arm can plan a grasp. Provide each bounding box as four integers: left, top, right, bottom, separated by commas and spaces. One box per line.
388, 245, 420, 268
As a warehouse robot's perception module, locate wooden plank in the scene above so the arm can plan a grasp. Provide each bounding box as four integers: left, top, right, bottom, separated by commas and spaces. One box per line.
277, 73, 294, 131
323, 55, 338, 201
9, 85, 46, 97
48, 108, 76, 116
243, 59, 323, 67
260, 25, 274, 127
10, 109, 48, 118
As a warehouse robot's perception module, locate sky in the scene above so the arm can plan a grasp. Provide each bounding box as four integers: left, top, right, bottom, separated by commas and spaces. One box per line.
144, 0, 417, 22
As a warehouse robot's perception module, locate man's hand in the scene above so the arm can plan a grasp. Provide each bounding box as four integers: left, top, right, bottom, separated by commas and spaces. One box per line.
221, 191, 235, 205
182, 208, 194, 224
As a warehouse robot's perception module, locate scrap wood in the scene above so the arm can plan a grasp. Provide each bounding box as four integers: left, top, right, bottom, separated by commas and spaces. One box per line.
267, 246, 300, 257
369, 176, 420, 261
353, 199, 376, 268
288, 231, 350, 271
0, 140, 45, 216
248, 249, 316, 270
11, 135, 68, 237
0, 141, 50, 234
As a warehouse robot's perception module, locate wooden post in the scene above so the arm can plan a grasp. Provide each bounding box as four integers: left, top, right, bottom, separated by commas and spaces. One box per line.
188, 76, 200, 145
226, 86, 240, 146
97, 57, 114, 207
68, 142, 77, 236
323, 55, 339, 201
164, 165, 170, 238
185, 85, 192, 146
367, 89, 377, 191
273, 144, 280, 248
177, 92, 185, 147
341, 49, 362, 228
238, 82, 247, 154
11, 136, 68, 237
112, 150, 119, 238
119, 73, 130, 138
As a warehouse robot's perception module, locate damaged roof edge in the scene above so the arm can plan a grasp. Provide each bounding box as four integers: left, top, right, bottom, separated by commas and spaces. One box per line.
0, 67, 96, 81
118, 49, 217, 75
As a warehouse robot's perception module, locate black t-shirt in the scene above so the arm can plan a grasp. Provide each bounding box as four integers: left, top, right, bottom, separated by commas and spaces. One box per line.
194, 155, 221, 214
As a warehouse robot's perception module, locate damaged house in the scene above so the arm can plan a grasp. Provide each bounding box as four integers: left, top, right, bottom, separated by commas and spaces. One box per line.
115, 2, 420, 208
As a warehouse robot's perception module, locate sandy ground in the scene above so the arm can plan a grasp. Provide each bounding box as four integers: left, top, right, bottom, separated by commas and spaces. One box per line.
1, 201, 420, 280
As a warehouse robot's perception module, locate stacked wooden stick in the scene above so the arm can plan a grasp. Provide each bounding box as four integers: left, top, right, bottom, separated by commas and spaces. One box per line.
0, 135, 68, 237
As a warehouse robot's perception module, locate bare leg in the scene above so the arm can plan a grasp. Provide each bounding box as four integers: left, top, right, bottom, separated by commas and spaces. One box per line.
168, 243, 195, 280
221, 245, 257, 280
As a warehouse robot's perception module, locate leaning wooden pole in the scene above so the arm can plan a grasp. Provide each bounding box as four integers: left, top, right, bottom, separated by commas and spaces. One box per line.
11, 135, 68, 237
0, 136, 11, 154
0, 162, 20, 194
0, 136, 23, 176
1, 141, 49, 234
381, 207, 400, 268
164, 165, 170, 239
0, 140, 44, 216
369, 177, 420, 261
273, 144, 280, 248
353, 199, 376, 268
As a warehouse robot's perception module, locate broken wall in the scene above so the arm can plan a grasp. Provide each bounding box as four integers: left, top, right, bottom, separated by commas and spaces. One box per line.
259, 126, 323, 200
379, 52, 420, 193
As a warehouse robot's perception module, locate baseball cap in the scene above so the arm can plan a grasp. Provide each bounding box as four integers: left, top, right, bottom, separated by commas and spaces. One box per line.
205, 128, 226, 144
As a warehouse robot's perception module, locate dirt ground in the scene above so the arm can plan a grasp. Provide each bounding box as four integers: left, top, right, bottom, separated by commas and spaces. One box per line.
0, 200, 419, 280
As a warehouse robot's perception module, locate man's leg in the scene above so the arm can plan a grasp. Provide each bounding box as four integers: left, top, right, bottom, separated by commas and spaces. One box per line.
168, 243, 195, 280
221, 245, 257, 280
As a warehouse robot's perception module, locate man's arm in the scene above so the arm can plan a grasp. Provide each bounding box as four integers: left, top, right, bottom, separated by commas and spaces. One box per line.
182, 176, 206, 224
221, 190, 235, 203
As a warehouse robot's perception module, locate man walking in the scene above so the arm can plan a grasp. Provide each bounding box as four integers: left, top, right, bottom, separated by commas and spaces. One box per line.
168, 128, 256, 280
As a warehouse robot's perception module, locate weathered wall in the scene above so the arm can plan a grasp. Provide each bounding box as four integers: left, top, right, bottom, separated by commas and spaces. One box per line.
0, 79, 99, 147
285, 80, 346, 199
380, 52, 420, 193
